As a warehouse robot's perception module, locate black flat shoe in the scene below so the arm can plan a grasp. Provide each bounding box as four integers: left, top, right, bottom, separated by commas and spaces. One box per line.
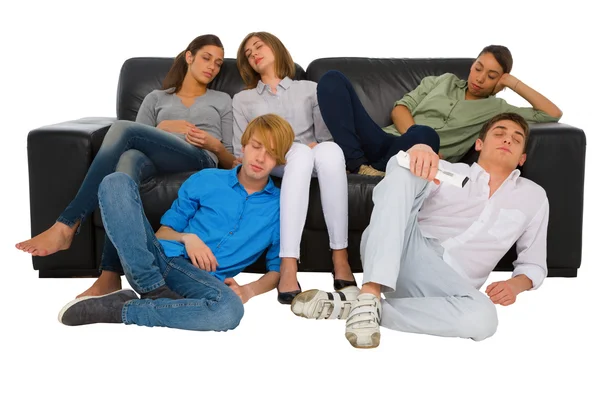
277, 282, 301, 305
333, 272, 357, 291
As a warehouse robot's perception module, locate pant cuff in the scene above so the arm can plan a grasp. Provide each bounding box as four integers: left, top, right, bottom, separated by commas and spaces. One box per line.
56, 215, 86, 235
100, 265, 124, 275
330, 241, 348, 250
362, 273, 397, 293
56, 215, 77, 228
122, 301, 132, 324
347, 157, 368, 173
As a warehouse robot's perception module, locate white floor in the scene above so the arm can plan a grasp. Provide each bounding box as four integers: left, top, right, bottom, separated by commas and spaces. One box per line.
2, 256, 598, 400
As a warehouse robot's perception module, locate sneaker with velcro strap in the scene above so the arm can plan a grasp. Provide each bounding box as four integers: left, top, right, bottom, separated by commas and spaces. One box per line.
291, 286, 359, 320
345, 293, 382, 349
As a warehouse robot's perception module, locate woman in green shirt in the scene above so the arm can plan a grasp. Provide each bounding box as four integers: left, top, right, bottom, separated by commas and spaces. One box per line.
317, 45, 562, 173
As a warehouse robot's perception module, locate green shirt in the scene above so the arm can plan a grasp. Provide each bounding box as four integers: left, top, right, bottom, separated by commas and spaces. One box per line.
382, 73, 561, 162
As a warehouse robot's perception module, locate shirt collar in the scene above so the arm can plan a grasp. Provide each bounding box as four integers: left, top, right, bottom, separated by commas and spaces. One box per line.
256, 76, 292, 94
228, 165, 277, 194
279, 76, 292, 89
470, 162, 521, 183
455, 78, 468, 89
508, 168, 521, 181
263, 176, 277, 194
470, 162, 487, 183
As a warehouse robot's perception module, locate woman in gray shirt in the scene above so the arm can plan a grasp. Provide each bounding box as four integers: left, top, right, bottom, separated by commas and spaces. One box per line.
17, 34, 235, 298
233, 32, 356, 304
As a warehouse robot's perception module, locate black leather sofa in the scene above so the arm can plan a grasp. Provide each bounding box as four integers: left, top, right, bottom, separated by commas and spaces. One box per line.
26, 57, 586, 279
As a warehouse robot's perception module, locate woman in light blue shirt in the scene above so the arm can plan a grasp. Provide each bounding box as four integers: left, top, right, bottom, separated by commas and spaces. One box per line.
17, 34, 235, 298
232, 32, 356, 304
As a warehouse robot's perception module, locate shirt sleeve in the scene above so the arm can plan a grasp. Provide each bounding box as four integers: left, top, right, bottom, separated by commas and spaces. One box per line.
394, 75, 441, 113
265, 225, 281, 273
232, 94, 248, 158
160, 173, 203, 232
512, 197, 549, 289
312, 86, 333, 142
135, 91, 159, 127
499, 99, 561, 123
220, 96, 234, 154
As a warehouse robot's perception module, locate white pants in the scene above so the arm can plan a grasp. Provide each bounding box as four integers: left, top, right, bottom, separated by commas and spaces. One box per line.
272, 142, 348, 259
360, 157, 498, 341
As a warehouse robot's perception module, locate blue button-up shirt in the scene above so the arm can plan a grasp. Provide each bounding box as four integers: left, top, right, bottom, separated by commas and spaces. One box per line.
159, 166, 281, 281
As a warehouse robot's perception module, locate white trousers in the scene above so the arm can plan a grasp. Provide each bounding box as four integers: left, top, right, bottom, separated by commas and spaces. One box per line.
272, 142, 348, 259
360, 157, 498, 341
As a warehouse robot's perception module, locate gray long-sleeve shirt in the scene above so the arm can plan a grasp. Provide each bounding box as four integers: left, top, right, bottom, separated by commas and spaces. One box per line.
231, 77, 332, 157
136, 88, 233, 165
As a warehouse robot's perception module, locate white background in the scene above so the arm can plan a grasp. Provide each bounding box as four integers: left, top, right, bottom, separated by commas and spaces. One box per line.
1, 1, 598, 399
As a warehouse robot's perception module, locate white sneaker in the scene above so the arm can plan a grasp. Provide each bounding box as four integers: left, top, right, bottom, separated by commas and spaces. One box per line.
345, 293, 382, 349
291, 286, 359, 320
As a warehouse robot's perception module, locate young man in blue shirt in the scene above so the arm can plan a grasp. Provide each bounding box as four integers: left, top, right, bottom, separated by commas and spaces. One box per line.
58, 114, 295, 332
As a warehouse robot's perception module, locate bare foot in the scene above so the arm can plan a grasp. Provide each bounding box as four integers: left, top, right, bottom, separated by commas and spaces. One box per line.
15, 221, 77, 256
278, 258, 300, 292
332, 249, 355, 281
76, 271, 122, 298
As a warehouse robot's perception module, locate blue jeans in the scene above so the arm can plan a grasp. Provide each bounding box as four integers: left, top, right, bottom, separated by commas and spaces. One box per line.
98, 172, 244, 332
316, 70, 440, 172
56, 120, 216, 273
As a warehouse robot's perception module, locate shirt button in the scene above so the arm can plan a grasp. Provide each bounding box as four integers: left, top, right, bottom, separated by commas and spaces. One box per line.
229, 231, 233, 235
450, 102, 454, 106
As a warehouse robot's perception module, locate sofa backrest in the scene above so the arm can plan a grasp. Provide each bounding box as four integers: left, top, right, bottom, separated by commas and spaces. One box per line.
116, 56, 475, 125
306, 57, 474, 127
116, 58, 306, 121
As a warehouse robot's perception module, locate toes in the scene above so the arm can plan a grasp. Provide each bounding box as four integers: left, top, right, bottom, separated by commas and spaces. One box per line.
22, 242, 36, 252
16, 242, 31, 251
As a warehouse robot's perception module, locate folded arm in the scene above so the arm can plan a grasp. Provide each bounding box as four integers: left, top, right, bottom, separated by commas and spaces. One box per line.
496, 74, 562, 119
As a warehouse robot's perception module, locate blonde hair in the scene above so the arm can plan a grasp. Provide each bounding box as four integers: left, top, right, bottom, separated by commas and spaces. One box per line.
241, 114, 295, 165
237, 32, 295, 89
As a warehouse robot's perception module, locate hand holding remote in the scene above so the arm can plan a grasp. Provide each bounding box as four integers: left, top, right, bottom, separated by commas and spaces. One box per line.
396, 150, 469, 188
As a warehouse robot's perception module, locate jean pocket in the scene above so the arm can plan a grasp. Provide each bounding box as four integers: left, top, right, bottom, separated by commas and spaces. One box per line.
488, 209, 526, 246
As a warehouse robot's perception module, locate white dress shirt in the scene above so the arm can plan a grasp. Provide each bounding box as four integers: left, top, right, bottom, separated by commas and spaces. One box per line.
418, 161, 549, 290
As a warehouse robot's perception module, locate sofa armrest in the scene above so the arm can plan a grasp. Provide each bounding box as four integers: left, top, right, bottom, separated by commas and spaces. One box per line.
523, 122, 586, 271
27, 117, 116, 276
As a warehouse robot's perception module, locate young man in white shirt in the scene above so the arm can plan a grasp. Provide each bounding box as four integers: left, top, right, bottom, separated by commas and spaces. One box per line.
291, 112, 549, 349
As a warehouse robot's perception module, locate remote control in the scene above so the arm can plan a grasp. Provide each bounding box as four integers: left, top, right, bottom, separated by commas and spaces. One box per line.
395, 151, 469, 188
